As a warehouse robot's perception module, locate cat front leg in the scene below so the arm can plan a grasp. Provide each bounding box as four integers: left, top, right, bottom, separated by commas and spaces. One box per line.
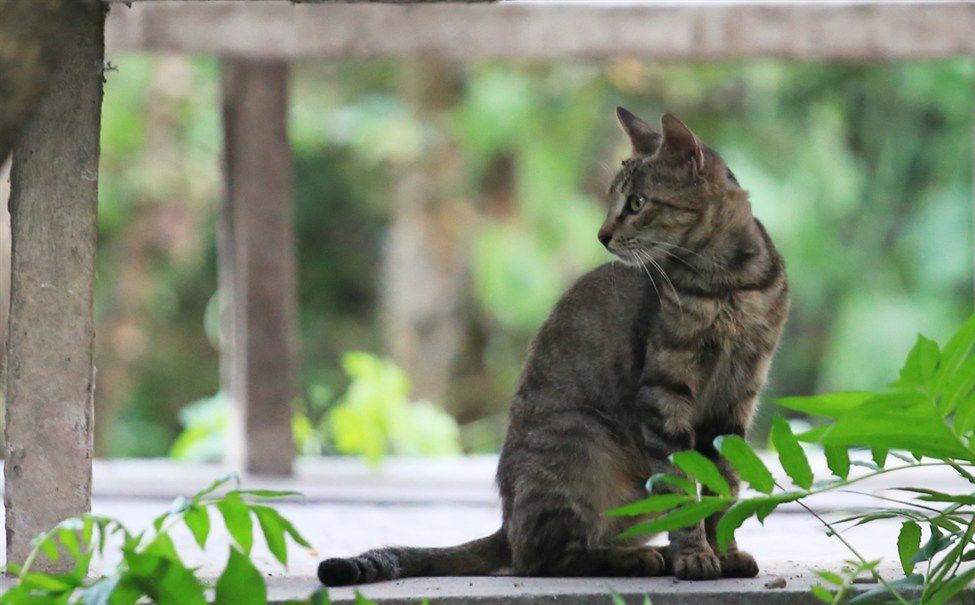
697, 420, 759, 578
635, 373, 721, 581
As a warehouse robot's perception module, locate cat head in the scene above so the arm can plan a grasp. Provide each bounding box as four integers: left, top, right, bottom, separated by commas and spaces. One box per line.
598, 107, 750, 267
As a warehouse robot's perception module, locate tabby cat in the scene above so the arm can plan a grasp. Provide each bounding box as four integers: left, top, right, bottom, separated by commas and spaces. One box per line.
318, 108, 789, 585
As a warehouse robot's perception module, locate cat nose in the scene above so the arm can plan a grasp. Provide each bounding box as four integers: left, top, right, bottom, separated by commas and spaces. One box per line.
598, 230, 612, 248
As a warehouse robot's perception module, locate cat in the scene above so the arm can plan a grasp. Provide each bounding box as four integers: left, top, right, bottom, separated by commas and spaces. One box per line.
318, 107, 789, 585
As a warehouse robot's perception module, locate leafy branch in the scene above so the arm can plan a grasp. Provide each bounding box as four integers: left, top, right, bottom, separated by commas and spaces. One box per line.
0, 474, 320, 605
613, 314, 975, 605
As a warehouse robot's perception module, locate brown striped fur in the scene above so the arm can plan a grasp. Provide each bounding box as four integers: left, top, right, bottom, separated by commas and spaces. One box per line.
318, 109, 789, 586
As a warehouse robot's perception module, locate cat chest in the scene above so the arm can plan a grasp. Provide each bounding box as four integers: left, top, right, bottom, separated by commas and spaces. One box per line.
663, 293, 770, 350
657, 293, 777, 399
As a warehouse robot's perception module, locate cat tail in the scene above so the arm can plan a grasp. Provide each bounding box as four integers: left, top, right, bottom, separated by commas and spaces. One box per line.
318, 528, 510, 586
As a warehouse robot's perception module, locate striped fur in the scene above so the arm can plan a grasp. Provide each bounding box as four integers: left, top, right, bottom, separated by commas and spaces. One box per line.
318, 109, 788, 586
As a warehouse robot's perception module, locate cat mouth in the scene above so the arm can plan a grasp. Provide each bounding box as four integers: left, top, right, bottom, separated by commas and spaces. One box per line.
614, 247, 647, 268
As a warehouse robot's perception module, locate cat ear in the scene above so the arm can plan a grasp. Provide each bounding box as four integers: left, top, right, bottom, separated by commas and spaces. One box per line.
616, 106, 661, 155
660, 113, 705, 172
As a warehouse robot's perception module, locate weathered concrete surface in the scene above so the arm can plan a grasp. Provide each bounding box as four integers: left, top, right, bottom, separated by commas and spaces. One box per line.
299, 573, 849, 605
220, 59, 297, 476
105, 2, 975, 61
0, 489, 904, 604
3, 5, 105, 569
0, 455, 944, 603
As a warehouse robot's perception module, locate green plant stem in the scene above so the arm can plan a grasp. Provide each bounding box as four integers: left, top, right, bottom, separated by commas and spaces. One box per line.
770, 462, 975, 509
947, 460, 975, 485
772, 477, 912, 605
793, 497, 912, 605
925, 515, 975, 598
837, 489, 945, 515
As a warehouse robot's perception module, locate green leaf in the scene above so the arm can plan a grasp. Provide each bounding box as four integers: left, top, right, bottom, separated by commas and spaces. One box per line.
153, 496, 191, 532
937, 313, 975, 384
610, 590, 627, 605
105, 577, 143, 605
37, 536, 60, 564
669, 451, 730, 496
143, 532, 180, 562
714, 436, 774, 494
252, 505, 289, 567
123, 550, 206, 605
3, 562, 22, 576
776, 392, 872, 418
871, 448, 888, 468
354, 591, 378, 605
618, 499, 727, 539
714, 501, 758, 554
770, 416, 813, 489
926, 566, 975, 605
275, 512, 312, 549
911, 525, 952, 564
897, 521, 921, 575
849, 573, 922, 604
894, 334, 940, 389
898, 487, 975, 504
814, 570, 844, 586
607, 494, 693, 517
714, 493, 802, 553
216, 493, 254, 554
20, 572, 72, 592
193, 473, 237, 503
58, 528, 80, 558
937, 353, 975, 413
954, 389, 975, 434
645, 473, 696, 496
183, 505, 210, 549
824, 445, 850, 479
810, 585, 834, 603
818, 392, 973, 461
308, 589, 332, 605
214, 547, 267, 605
82, 517, 94, 548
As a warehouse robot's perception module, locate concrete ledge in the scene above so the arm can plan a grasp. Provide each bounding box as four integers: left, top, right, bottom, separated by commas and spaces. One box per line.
1, 458, 960, 605
268, 571, 871, 605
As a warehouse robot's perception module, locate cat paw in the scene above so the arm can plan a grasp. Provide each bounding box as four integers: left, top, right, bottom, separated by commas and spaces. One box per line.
674, 550, 721, 581
719, 550, 759, 578
638, 547, 668, 576
618, 547, 668, 576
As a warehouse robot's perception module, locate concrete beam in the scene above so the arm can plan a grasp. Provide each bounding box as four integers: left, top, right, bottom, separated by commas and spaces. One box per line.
3, 4, 105, 569
280, 574, 858, 605
105, 1, 975, 61
220, 59, 298, 477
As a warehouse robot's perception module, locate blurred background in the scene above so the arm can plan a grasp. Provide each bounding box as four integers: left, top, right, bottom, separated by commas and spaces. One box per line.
12, 56, 973, 463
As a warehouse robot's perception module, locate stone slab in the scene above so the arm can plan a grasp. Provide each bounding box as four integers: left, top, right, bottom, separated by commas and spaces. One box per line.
0, 457, 958, 603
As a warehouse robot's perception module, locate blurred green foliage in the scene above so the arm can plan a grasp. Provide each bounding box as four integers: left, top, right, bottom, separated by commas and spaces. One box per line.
83, 55, 972, 458
326, 352, 461, 465
169, 352, 460, 466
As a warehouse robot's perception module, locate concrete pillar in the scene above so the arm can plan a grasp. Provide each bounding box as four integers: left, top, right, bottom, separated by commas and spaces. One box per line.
220, 59, 297, 477
3, 5, 105, 568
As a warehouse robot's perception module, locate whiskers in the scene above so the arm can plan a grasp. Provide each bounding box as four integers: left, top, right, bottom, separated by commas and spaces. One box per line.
627, 247, 662, 307
631, 247, 683, 317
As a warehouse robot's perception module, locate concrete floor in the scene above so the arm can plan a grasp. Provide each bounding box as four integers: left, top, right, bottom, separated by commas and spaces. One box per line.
0, 455, 960, 603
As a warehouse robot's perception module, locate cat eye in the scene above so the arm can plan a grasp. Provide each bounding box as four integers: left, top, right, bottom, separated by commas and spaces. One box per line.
627, 195, 647, 212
